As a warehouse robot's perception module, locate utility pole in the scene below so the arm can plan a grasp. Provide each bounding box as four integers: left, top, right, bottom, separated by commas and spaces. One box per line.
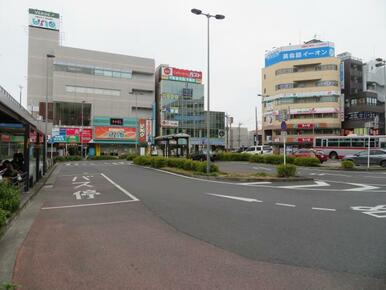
238, 122, 242, 149
255, 106, 258, 145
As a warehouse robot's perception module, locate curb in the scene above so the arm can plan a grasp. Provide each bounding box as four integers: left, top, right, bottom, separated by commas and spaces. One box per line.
0, 163, 58, 240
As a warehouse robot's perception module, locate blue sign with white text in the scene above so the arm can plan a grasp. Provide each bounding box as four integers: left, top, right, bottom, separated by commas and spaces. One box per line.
265, 46, 335, 67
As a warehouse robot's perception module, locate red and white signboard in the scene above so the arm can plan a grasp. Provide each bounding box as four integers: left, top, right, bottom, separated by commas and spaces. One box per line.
161, 67, 202, 83
145, 119, 152, 143
161, 120, 179, 128
297, 123, 314, 129
298, 137, 314, 143
138, 119, 146, 143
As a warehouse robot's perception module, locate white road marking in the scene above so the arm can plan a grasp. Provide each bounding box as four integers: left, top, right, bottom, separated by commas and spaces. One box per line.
279, 180, 330, 189
343, 183, 379, 192
351, 205, 386, 218
41, 200, 137, 210
308, 172, 350, 177
240, 181, 272, 186
312, 207, 336, 212
275, 203, 296, 207
72, 177, 77, 182
44, 185, 53, 189
206, 193, 263, 203
100, 173, 139, 201
252, 166, 272, 171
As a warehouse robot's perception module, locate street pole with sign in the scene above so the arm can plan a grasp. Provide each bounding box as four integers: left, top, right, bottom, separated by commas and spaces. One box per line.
281, 121, 287, 165
365, 121, 372, 170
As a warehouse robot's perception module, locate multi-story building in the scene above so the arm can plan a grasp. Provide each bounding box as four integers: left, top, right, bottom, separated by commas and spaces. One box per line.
262, 39, 342, 148
339, 53, 385, 135
155, 65, 225, 150
27, 9, 155, 156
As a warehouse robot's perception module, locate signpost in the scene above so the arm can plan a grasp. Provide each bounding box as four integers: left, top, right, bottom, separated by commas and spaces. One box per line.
365, 121, 373, 170
281, 121, 287, 165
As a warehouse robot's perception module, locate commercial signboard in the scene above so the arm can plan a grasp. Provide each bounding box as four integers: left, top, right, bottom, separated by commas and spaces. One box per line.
161, 67, 202, 83
94, 126, 136, 140
138, 119, 146, 143
145, 119, 152, 143
29, 9, 60, 31
265, 42, 335, 67
160, 120, 179, 128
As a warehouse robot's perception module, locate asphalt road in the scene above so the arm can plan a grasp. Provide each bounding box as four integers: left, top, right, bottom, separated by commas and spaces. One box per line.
7, 160, 386, 289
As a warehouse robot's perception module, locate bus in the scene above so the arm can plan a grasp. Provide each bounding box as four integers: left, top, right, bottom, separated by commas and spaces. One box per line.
313, 135, 386, 159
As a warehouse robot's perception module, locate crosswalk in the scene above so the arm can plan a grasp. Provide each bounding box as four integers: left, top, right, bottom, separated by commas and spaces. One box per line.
64, 161, 132, 167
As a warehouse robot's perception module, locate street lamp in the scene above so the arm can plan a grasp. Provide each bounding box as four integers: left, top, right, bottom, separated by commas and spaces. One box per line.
44, 53, 55, 174
191, 8, 225, 173
375, 58, 386, 135
257, 93, 268, 144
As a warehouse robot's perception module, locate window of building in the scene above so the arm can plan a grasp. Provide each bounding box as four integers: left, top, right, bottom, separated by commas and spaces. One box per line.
53, 102, 91, 126
65, 85, 121, 96
350, 99, 357, 105
55, 63, 132, 79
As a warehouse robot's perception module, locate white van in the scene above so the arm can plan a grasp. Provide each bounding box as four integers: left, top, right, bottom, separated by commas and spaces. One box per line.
243, 145, 273, 155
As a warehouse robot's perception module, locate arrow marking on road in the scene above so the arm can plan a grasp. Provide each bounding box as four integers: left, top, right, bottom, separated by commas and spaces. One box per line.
252, 166, 272, 171
206, 193, 263, 203
278, 180, 330, 189
343, 183, 379, 192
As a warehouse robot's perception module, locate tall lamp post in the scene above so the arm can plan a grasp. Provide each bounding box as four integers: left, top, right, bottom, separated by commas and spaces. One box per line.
44, 53, 55, 174
191, 8, 225, 173
375, 58, 386, 135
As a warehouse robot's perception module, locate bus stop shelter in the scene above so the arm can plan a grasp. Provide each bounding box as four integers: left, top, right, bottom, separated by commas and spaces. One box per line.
155, 133, 190, 158
0, 85, 45, 190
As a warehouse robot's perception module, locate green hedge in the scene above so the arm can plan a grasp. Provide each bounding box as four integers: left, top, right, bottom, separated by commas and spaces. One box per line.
54, 155, 82, 162
293, 157, 320, 167
0, 209, 7, 227
133, 156, 219, 173
90, 155, 119, 160
276, 164, 297, 177
216, 153, 250, 161
0, 182, 21, 219
126, 154, 139, 161
341, 160, 355, 169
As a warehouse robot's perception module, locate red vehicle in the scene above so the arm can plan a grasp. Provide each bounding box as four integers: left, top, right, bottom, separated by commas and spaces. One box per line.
290, 148, 328, 163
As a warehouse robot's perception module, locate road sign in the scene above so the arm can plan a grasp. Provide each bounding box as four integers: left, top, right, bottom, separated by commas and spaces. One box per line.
218, 129, 225, 138
281, 121, 287, 131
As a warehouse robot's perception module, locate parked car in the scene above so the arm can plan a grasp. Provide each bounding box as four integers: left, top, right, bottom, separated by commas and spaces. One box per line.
342, 149, 386, 167
191, 150, 216, 162
243, 145, 273, 155
290, 148, 328, 163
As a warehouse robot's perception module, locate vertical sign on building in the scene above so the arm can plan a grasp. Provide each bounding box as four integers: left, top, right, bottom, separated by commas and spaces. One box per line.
139, 119, 146, 143
145, 119, 152, 144
340, 61, 345, 90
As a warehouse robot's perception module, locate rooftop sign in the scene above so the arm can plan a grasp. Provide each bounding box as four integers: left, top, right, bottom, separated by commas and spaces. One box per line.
265, 42, 335, 67
29, 8, 60, 31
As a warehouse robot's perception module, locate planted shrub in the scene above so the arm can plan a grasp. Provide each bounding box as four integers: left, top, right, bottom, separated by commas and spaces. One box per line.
54, 155, 82, 162
0, 182, 20, 217
216, 153, 250, 161
91, 155, 119, 160
126, 154, 138, 161
0, 209, 7, 227
341, 160, 355, 169
276, 164, 297, 177
293, 157, 320, 167
263, 155, 283, 164
249, 154, 265, 163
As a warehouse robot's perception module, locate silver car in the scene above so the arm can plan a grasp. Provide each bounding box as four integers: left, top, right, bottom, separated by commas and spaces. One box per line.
343, 149, 386, 167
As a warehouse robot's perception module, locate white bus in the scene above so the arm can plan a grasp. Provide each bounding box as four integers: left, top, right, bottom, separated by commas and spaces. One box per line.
313, 135, 386, 159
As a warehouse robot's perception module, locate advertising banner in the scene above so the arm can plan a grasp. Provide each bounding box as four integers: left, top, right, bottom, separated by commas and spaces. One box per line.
161, 67, 202, 83
80, 128, 92, 143
95, 126, 136, 140
145, 119, 152, 143
265, 42, 335, 67
29, 9, 60, 31
138, 119, 146, 143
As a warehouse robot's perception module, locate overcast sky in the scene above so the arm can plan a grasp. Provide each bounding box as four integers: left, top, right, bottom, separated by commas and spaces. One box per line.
0, 0, 385, 129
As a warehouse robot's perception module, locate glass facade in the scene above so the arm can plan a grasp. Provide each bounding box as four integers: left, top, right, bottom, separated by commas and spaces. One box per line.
55, 62, 132, 79
159, 80, 204, 138
158, 79, 225, 146
54, 102, 91, 126
65, 85, 120, 96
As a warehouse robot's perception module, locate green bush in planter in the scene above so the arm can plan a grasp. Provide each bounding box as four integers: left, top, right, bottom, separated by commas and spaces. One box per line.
249, 154, 265, 163
294, 157, 320, 167
0, 182, 20, 216
276, 164, 297, 177
0, 208, 7, 227
263, 154, 284, 164
153, 157, 168, 168
126, 154, 138, 161
341, 160, 355, 169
